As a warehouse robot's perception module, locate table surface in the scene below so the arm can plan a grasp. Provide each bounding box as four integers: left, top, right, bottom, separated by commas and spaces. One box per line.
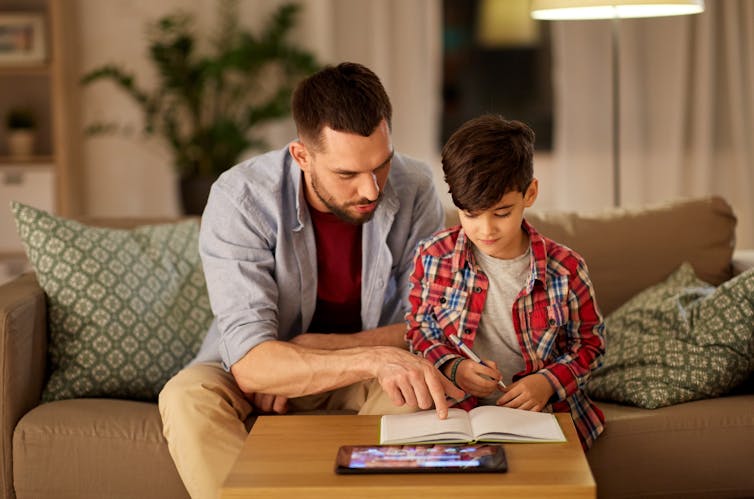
221, 412, 596, 499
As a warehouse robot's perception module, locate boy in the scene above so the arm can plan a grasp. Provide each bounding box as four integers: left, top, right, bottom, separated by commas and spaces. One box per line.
405, 114, 605, 448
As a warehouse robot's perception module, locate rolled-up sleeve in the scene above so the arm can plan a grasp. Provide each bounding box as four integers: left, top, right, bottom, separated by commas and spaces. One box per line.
200, 181, 280, 369
405, 243, 461, 368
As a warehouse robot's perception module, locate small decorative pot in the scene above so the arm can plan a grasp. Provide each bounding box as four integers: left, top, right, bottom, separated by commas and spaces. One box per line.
8, 130, 35, 158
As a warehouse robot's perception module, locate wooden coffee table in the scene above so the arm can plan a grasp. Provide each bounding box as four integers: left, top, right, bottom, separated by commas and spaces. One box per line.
221, 413, 595, 498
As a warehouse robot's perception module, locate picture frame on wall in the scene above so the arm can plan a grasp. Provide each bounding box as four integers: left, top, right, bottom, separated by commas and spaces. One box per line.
0, 14, 46, 65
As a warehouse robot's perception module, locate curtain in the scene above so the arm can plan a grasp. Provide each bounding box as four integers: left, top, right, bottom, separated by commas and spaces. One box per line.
551, 0, 754, 248
288, 0, 444, 178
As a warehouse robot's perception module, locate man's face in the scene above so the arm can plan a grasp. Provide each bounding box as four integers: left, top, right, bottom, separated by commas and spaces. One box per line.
292, 120, 393, 224
458, 180, 538, 259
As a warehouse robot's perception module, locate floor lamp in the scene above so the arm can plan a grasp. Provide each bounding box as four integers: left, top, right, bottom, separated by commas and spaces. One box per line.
530, 0, 705, 207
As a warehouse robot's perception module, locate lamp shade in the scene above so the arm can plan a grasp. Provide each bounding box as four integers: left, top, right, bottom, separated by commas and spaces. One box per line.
477, 0, 540, 47
530, 0, 704, 20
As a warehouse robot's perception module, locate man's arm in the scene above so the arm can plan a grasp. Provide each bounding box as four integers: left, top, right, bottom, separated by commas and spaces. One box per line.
289, 323, 408, 350
230, 340, 464, 418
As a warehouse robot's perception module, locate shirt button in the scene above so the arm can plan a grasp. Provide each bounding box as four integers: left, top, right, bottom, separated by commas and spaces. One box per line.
548, 319, 556, 326
377, 278, 384, 288
464, 328, 471, 333
440, 297, 447, 304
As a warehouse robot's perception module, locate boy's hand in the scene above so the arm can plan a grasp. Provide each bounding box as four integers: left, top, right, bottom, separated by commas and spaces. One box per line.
453, 359, 503, 398
496, 373, 554, 411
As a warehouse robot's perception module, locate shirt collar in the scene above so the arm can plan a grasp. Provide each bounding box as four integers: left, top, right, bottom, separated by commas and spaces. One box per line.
524, 219, 548, 287
451, 218, 549, 288
291, 157, 307, 232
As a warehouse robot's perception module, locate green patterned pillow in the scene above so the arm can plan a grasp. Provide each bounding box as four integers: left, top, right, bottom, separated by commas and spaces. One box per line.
587, 262, 754, 409
12, 202, 213, 402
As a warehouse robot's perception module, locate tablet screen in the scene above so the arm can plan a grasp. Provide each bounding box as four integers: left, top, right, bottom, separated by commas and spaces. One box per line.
334, 443, 507, 474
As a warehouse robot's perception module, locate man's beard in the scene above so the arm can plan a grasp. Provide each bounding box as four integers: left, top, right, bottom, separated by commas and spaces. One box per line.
310, 169, 382, 225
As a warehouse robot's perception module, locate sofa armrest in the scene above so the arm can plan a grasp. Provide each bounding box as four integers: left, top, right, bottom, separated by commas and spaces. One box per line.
732, 249, 754, 275
0, 272, 47, 499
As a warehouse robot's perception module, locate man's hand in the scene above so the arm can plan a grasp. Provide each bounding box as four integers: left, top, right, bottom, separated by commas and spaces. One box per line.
374, 348, 465, 419
496, 373, 554, 412
452, 359, 503, 398
249, 393, 289, 414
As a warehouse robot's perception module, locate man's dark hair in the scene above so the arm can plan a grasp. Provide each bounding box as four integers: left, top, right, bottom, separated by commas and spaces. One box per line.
442, 114, 535, 212
291, 62, 392, 150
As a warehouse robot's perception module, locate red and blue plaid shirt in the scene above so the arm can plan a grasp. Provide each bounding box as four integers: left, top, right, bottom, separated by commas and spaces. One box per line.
405, 220, 605, 448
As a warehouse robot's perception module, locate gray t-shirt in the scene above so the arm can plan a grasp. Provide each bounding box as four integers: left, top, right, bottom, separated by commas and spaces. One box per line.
471, 245, 531, 405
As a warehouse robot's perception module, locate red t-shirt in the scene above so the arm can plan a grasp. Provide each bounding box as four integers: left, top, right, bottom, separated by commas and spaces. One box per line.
307, 207, 363, 333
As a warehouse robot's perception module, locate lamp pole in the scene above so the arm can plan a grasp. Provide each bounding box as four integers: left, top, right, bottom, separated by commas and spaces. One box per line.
612, 16, 621, 207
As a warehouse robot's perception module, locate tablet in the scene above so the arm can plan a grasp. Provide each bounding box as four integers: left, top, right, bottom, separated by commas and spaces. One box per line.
334, 443, 507, 474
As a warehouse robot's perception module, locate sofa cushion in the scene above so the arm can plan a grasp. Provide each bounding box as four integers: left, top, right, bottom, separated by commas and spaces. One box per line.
588, 396, 754, 499
587, 263, 754, 408
12, 399, 189, 498
11, 202, 213, 402
526, 196, 736, 315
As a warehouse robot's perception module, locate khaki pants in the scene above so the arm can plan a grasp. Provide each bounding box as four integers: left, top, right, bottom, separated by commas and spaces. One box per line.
158, 362, 416, 499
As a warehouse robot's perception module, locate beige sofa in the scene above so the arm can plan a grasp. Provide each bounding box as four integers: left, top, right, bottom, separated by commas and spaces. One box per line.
2, 196, 753, 499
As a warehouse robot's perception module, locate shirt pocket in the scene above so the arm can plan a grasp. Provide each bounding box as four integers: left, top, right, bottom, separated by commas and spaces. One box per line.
528, 303, 569, 359
424, 283, 469, 331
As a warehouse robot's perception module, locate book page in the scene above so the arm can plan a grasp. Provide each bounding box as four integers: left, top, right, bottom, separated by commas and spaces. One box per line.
380, 408, 474, 444
469, 406, 566, 442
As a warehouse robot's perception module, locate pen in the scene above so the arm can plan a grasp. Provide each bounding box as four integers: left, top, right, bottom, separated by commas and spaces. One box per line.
447, 333, 507, 389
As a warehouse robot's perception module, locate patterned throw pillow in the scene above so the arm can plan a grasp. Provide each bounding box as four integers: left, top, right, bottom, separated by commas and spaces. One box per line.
587, 262, 754, 409
12, 202, 213, 402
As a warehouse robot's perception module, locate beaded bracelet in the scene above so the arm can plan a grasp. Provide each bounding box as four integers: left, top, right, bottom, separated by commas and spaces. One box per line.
448, 357, 465, 387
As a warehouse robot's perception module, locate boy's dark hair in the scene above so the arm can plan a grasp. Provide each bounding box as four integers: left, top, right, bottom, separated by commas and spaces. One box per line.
442, 114, 535, 212
292, 62, 392, 150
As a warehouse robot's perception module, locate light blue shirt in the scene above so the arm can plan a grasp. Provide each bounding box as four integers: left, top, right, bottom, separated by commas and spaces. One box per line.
193, 145, 444, 370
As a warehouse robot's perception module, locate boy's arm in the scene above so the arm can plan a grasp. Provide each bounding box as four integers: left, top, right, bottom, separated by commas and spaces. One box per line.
537, 258, 606, 401
408, 254, 502, 396
404, 245, 459, 369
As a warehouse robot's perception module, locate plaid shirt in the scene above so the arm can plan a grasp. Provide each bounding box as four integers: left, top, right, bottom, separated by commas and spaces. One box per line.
405, 220, 605, 448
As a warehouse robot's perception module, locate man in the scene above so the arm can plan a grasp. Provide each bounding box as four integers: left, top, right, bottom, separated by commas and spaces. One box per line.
159, 62, 464, 499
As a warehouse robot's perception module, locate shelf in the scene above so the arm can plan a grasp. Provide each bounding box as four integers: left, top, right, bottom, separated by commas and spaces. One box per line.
0, 63, 51, 76
0, 155, 55, 165
0, 0, 80, 221
0, 156, 55, 172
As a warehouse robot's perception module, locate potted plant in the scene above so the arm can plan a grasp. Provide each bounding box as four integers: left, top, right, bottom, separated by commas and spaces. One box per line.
5, 107, 36, 159
81, 0, 319, 214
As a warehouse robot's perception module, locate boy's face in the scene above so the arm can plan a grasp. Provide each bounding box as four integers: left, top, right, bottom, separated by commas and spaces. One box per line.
458, 179, 538, 260
290, 119, 393, 224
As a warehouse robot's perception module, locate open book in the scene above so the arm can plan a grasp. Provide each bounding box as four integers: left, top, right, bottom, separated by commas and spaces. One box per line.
380, 406, 566, 445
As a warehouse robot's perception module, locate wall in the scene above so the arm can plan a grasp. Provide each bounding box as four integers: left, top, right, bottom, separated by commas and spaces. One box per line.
74, 0, 561, 219
76, 0, 455, 216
